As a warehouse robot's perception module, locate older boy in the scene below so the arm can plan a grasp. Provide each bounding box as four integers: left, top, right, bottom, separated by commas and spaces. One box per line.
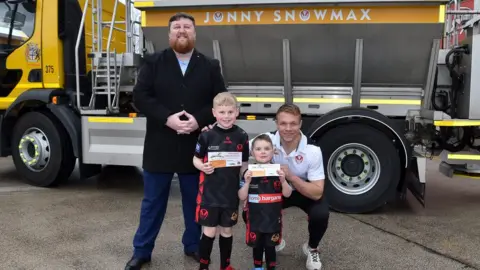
193, 92, 249, 270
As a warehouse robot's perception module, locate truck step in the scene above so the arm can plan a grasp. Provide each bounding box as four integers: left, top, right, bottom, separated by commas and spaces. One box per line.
92, 91, 116, 95
93, 83, 118, 86
439, 162, 480, 178
440, 150, 480, 164
96, 74, 120, 78
434, 119, 480, 127
95, 66, 122, 70
96, 67, 120, 70
80, 108, 108, 115
92, 87, 117, 91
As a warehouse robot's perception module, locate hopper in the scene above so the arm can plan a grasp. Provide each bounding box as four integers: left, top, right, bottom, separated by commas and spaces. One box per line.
134, 0, 448, 116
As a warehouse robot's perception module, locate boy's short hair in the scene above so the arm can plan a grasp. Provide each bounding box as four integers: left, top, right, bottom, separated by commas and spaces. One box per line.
251, 134, 274, 149
213, 92, 238, 108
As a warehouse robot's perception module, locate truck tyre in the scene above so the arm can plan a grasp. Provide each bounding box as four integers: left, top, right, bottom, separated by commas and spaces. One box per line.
317, 123, 401, 213
11, 111, 76, 187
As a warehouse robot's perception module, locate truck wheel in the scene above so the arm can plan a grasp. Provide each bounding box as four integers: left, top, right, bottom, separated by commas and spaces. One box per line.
317, 123, 401, 213
11, 111, 76, 187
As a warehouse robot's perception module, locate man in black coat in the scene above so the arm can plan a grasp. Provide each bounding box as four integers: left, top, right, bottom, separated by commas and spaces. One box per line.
125, 12, 227, 270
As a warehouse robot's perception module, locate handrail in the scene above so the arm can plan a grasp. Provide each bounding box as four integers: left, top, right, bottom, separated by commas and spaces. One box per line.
106, 0, 120, 113
90, 0, 96, 106
75, 0, 90, 111
131, 20, 142, 53
114, 53, 124, 109
113, 48, 118, 110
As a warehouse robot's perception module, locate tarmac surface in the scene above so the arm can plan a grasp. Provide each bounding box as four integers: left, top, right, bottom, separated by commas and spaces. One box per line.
0, 157, 479, 270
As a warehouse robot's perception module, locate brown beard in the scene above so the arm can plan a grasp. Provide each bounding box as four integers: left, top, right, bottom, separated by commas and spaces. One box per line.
169, 37, 195, 54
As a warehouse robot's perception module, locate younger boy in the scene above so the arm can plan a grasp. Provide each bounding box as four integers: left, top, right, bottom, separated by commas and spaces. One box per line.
193, 92, 249, 270
239, 134, 292, 270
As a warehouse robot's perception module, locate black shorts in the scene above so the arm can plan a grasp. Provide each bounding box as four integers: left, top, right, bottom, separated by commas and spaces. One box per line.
195, 205, 239, 227
246, 231, 282, 248
242, 207, 282, 248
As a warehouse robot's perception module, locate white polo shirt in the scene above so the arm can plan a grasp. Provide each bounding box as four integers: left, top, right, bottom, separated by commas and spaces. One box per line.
249, 131, 325, 182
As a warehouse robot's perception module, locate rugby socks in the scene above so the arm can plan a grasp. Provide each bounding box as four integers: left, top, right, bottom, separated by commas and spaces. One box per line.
219, 235, 233, 269
199, 233, 214, 270
252, 247, 264, 268
264, 246, 277, 270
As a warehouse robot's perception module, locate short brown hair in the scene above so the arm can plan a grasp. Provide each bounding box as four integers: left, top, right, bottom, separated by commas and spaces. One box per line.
213, 92, 238, 107
251, 134, 274, 149
168, 12, 196, 28
276, 103, 301, 118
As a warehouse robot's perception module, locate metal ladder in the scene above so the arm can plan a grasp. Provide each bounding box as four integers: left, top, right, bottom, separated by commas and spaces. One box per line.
75, 0, 130, 115
88, 51, 124, 114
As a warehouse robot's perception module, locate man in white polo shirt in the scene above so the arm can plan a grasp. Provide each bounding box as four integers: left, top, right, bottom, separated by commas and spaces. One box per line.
248, 103, 329, 270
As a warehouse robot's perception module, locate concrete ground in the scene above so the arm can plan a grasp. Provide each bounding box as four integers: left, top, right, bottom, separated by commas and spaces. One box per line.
0, 157, 479, 270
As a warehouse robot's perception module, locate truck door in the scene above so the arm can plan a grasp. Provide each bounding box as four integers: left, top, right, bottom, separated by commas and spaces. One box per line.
0, 0, 40, 111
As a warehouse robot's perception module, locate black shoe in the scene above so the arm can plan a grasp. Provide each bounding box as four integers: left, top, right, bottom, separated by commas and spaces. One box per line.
125, 257, 151, 270
184, 251, 201, 262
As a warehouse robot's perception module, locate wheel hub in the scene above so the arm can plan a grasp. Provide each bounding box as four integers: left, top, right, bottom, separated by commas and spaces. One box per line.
341, 154, 365, 177
328, 143, 380, 195
18, 128, 51, 172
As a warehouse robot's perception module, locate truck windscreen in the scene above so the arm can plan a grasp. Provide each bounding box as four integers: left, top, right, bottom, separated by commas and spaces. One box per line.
0, 0, 35, 53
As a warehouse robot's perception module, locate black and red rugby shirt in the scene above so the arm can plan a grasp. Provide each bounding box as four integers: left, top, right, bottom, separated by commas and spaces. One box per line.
194, 124, 249, 208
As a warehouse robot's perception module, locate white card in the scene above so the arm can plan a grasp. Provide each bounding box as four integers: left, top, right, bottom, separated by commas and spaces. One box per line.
208, 152, 242, 168
248, 164, 281, 177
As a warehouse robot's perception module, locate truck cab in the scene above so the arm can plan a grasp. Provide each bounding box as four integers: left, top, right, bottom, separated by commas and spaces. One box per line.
0, 1, 36, 102
0, 0, 131, 187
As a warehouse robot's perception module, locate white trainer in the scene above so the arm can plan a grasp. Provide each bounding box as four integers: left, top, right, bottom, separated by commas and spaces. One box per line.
303, 242, 322, 270
276, 238, 286, 252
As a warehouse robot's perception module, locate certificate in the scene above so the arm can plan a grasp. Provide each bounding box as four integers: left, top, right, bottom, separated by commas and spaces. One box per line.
208, 152, 242, 168
248, 164, 281, 177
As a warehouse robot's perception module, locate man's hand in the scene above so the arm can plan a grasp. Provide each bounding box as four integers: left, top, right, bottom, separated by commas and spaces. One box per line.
201, 122, 216, 132
166, 110, 200, 135
183, 111, 199, 132
176, 111, 199, 134
166, 111, 188, 132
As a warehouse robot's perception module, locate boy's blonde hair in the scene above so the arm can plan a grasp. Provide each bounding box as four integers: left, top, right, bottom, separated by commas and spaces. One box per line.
213, 92, 238, 108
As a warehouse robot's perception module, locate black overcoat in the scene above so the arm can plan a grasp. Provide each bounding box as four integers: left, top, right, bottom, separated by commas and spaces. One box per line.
133, 48, 227, 174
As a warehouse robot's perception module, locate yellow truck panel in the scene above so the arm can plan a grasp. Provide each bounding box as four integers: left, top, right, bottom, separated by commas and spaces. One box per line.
0, 0, 127, 110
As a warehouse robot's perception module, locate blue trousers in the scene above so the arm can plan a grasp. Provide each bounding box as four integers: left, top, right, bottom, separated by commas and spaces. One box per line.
132, 170, 201, 259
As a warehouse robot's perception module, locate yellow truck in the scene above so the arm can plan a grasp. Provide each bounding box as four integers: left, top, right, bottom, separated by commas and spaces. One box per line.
0, 0, 479, 214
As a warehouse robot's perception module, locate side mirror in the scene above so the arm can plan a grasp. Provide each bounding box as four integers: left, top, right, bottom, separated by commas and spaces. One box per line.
3, 10, 26, 29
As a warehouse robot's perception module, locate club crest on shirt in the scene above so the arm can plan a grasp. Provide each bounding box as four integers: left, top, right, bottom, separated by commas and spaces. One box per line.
199, 209, 208, 219
231, 211, 238, 221
195, 143, 201, 153
295, 155, 303, 164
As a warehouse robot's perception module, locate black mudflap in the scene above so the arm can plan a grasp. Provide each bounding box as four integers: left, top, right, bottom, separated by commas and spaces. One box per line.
405, 157, 426, 207
79, 160, 103, 180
